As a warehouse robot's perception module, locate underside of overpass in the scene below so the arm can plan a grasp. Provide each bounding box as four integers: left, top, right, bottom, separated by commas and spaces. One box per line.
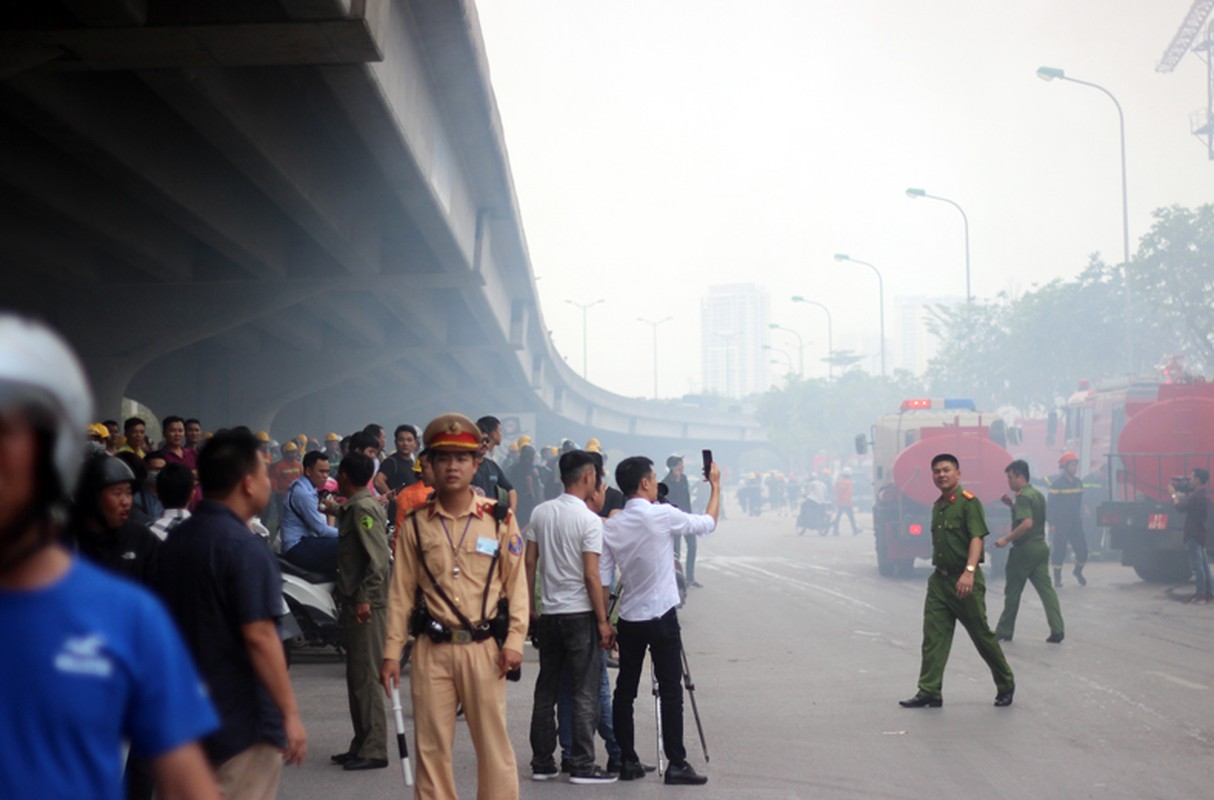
0, 0, 766, 460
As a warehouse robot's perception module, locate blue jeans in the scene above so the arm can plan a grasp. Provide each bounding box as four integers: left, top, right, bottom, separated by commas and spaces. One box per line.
1187, 539, 1212, 597
559, 650, 621, 764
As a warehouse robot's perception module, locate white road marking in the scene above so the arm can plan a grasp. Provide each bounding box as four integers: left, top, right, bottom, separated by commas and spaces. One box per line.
706, 558, 880, 611
1143, 671, 1208, 691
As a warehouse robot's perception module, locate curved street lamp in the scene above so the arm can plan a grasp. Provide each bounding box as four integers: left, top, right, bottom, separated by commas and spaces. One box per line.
564, 298, 605, 379
1036, 65, 1132, 370
790, 296, 834, 381
906, 187, 972, 303
637, 315, 674, 398
833, 254, 886, 378
768, 323, 804, 376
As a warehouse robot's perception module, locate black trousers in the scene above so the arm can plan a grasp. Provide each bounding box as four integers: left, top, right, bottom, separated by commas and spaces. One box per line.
529, 612, 600, 772
613, 607, 686, 766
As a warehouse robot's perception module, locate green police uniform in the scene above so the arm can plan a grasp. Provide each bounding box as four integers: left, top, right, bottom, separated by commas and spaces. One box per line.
916, 487, 1014, 699
336, 488, 391, 761
995, 484, 1064, 640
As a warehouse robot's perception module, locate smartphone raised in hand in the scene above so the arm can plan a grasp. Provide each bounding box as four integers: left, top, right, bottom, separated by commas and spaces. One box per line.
702, 449, 713, 481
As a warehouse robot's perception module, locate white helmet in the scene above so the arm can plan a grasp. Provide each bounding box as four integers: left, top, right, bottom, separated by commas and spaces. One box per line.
0, 315, 93, 500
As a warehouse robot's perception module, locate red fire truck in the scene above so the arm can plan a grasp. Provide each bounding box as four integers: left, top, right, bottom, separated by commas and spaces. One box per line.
1073, 377, 1214, 582
857, 399, 1014, 577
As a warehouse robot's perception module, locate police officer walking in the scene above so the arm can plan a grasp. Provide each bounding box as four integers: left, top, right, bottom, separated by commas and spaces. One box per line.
994, 460, 1064, 644
900, 453, 1015, 708
380, 413, 528, 800
1048, 451, 1088, 587
331, 452, 391, 771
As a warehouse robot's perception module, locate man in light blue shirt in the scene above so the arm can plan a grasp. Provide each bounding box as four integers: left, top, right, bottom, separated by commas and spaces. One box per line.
280, 451, 339, 580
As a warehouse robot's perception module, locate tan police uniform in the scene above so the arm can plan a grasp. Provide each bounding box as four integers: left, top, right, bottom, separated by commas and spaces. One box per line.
384, 414, 528, 800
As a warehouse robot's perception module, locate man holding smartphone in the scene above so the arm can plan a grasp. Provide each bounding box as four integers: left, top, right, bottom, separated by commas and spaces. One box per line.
601, 455, 720, 786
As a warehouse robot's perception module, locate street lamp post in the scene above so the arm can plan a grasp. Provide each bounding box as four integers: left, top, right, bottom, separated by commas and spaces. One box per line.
1036, 65, 1133, 371
768, 323, 804, 376
833, 254, 886, 378
906, 187, 972, 303
637, 316, 674, 398
763, 346, 793, 374
564, 298, 605, 379
790, 296, 834, 381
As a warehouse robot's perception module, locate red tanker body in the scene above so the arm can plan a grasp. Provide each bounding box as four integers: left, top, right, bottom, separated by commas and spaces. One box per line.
1093, 379, 1214, 582
858, 399, 1013, 577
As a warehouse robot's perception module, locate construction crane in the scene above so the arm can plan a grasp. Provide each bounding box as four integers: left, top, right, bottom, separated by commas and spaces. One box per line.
1158, 0, 1214, 158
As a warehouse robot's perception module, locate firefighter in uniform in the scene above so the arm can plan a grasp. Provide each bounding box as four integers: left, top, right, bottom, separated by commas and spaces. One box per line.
900, 453, 1015, 708
380, 413, 528, 800
1048, 451, 1088, 587
993, 460, 1065, 643
333, 452, 391, 770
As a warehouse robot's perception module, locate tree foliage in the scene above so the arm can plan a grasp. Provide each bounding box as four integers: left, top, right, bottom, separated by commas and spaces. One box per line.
755, 204, 1213, 461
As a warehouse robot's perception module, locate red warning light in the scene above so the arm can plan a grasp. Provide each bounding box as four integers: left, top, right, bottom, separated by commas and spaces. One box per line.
900, 399, 932, 411
908, 523, 923, 535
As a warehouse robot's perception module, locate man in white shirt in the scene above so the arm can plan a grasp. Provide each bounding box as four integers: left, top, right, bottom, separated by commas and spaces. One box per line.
525, 451, 617, 785
601, 455, 720, 786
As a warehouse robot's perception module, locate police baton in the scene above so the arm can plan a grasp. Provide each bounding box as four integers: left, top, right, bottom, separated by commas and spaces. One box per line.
390, 681, 414, 788
681, 646, 709, 763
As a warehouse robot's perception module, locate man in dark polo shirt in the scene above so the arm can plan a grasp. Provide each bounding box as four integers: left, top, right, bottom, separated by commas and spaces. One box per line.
154, 429, 308, 799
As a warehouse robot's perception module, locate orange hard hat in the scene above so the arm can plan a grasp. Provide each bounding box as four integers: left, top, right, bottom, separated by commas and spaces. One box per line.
1059, 451, 1079, 467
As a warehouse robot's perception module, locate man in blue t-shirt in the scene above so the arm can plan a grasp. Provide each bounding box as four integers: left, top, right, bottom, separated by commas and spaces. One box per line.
154, 428, 309, 797
0, 315, 220, 800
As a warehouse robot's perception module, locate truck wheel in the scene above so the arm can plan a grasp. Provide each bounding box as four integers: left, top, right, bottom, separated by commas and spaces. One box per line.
1133, 553, 1191, 583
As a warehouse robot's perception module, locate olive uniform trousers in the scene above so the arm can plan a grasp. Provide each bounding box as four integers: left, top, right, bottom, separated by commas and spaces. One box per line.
995, 541, 1064, 639
342, 604, 388, 760
918, 569, 1014, 698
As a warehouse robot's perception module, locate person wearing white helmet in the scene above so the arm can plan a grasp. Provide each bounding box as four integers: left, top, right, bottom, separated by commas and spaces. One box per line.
0, 315, 220, 800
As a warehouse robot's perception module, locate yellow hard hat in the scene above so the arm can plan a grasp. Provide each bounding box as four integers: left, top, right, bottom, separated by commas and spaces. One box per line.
325, 432, 341, 443
87, 422, 110, 440
256, 430, 270, 443
282, 441, 298, 453
585, 437, 602, 453
517, 435, 532, 447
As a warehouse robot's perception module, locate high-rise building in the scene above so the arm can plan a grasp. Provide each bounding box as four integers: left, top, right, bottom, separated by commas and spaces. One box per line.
895, 295, 962, 374
701, 283, 770, 397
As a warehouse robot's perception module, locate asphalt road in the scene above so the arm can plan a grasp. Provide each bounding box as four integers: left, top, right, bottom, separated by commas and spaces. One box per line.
281, 510, 1214, 799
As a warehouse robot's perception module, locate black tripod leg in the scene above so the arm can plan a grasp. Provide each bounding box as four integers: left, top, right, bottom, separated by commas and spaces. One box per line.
681, 646, 709, 763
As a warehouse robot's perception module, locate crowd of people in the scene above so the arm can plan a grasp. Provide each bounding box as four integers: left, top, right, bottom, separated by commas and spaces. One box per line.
1, 316, 724, 800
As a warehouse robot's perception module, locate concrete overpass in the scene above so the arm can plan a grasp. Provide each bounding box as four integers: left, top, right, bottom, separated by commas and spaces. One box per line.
0, 0, 766, 460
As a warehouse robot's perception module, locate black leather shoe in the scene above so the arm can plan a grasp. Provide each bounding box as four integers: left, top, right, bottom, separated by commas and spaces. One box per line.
343, 757, 389, 771
618, 761, 646, 781
664, 762, 708, 786
642, 762, 656, 773
330, 752, 354, 765
1046, 632, 1065, 644
994, 687, 1015, 707
898, 693, 942, 708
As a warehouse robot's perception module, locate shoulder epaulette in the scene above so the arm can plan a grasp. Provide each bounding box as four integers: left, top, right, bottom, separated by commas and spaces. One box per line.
961, 490, 975, 500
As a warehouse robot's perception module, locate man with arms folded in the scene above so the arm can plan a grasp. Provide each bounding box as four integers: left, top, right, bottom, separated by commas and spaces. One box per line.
525, 449, 617, 785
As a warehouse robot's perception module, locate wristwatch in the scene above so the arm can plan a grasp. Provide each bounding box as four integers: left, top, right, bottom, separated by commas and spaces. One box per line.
964, 564, 976, 573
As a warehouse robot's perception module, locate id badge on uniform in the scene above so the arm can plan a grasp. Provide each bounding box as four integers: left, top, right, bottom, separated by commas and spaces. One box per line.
475, 537, 500, 556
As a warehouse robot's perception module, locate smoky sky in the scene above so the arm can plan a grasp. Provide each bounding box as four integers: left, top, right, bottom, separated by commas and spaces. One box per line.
477, 0, 1209, 397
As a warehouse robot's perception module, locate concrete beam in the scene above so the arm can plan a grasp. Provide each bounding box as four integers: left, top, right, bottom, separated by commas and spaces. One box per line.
5, 73, 291, 278
138, 66, 387, 277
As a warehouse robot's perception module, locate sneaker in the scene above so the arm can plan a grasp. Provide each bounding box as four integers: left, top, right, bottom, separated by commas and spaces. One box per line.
531, 764, 560, 781
570, 765, 619, 785
1046, 632, 1065, 644
690, 580, 703, 588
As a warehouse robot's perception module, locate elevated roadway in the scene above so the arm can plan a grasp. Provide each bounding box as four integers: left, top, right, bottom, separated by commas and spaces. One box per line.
0, 0, 765, 458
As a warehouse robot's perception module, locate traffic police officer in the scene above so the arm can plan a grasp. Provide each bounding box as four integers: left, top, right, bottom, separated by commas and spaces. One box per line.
380, 413, 528, 800
994, 460, 1065, 643
901, 453, 1015, 708
332, 452, 391, 770
1048, 451, 1088, 587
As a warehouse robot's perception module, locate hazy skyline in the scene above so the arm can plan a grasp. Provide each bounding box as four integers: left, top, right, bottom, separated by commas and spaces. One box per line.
477, 1, 1212, 398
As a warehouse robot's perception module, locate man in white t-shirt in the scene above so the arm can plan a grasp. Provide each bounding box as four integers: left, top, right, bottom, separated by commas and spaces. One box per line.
601, 455, 720, 786
524, 450, 617, 785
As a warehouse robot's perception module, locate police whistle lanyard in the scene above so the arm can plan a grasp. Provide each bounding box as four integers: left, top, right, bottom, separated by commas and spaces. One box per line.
439, 516, 474, 579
